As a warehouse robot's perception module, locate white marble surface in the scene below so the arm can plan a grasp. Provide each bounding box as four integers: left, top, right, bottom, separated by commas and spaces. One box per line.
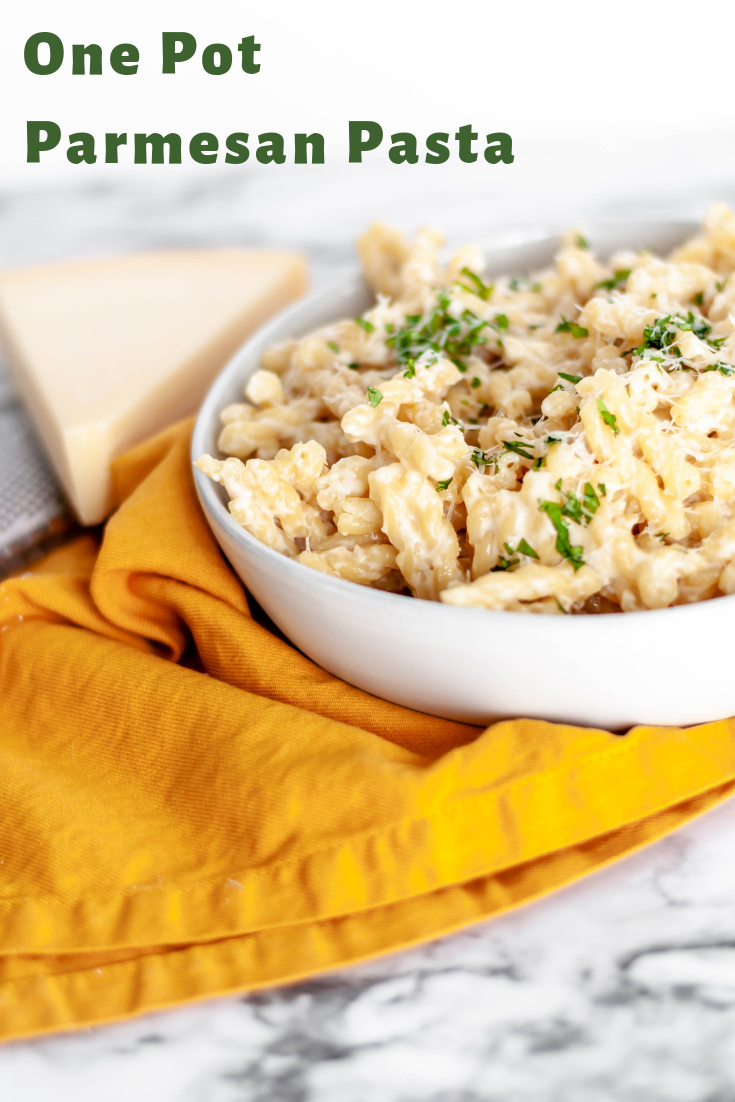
4, 163, 735, 1100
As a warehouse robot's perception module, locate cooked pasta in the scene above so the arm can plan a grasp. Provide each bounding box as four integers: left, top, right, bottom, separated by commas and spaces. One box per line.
197, 205, 735, 614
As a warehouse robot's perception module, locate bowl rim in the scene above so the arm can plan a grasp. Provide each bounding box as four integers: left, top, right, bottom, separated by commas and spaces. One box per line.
192, 216, 735, 630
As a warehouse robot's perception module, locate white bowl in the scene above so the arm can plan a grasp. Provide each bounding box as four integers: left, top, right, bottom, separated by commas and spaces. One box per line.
193, 218, 735, 730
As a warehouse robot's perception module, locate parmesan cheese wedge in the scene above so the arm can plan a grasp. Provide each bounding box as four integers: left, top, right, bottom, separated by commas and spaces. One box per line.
0, 249, 308, 524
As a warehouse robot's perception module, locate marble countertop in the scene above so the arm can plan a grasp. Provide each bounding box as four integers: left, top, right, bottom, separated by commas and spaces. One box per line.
3, 165, 735, 1100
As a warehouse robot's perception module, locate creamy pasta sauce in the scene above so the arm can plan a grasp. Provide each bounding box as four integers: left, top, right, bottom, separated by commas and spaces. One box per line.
197, 205, 735, 613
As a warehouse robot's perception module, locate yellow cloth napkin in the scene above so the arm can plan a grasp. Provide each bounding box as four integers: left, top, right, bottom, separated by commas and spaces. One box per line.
2, 417, 735, 1044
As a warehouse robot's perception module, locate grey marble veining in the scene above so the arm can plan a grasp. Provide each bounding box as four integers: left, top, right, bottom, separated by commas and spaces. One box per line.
3, 165, 735, 1100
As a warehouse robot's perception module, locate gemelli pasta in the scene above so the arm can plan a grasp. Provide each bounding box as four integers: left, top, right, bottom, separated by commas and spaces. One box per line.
196, 205, 735, 614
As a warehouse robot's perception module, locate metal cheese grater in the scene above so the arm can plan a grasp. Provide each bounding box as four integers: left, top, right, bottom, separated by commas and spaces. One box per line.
0, 354, 73, 577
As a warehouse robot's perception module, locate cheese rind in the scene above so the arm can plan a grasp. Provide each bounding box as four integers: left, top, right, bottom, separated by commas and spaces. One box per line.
0, 250, 308, 524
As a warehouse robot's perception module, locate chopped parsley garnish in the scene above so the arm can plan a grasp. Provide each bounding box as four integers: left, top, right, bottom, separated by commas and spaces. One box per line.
595, 269, 631, 291
558, 371, 582, 384
355, 316, 375, 334
471, 448, 499, 470
709, 337, 726, 351
597, 398, 619, 434
458, 267, 494, 301
517, 538, 539, 559
471, 376, 481, 388
348, 362, 361, 370
622, 312, 713, 358
548, 384, 563, 394
441, 409, 460, 427
435, 477, 453, 492
703, 360, 735, 376
491, 543, 520, 572
575, 233, 589, 249
582, 483, 601, 516
599, 483, 607, 496
502, 439, 535, 461
509, 276, 542, 292
403, 359, 416, 379
327, 341, 340, 353
538, 501, 585, 570
716, 280, 727, 293
556, 315, 589, 339
367, 386, 383, 407
673, 311, 711, 337
490, 539, 539, 572
493, 313, 509, 330
553, 481, 601, 527
691, 291, 704, 306
385, 293, 489, 371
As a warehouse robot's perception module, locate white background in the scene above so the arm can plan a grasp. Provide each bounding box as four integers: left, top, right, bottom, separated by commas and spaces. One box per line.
2, 0, 735, 228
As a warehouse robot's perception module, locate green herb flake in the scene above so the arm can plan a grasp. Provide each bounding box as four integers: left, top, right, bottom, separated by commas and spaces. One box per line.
471, 376, 481, 388
327, 341, 340, 353
348, 362, 361, 370
623, 312, 714, 360
502, 439, 535, 461
575, 233, 589, 250
599, 483, 607, 496
703, 360, 735, 376
386, 292, 490, 373
548, 384, 564, 394
517, 538, 539, 559
509, 276, 542, 293
691, 291, 704, 306
595, 269, 632, 292
441, 409, 460, 427
491, 542, 520, 572
538, 501, 585, 570
597, 398, 619, 434
471, 448, 498, 470
491, 537, 541, 572
558, 371, 582, 384
403, 359, 416, 379
493, 313, 509, 330
436, 478, 453, 492
555, 315, 589, 339
355, 316, 375, 334
367, 386, 383, 407
582, 483, 600, 516
457, 267, 494, 301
